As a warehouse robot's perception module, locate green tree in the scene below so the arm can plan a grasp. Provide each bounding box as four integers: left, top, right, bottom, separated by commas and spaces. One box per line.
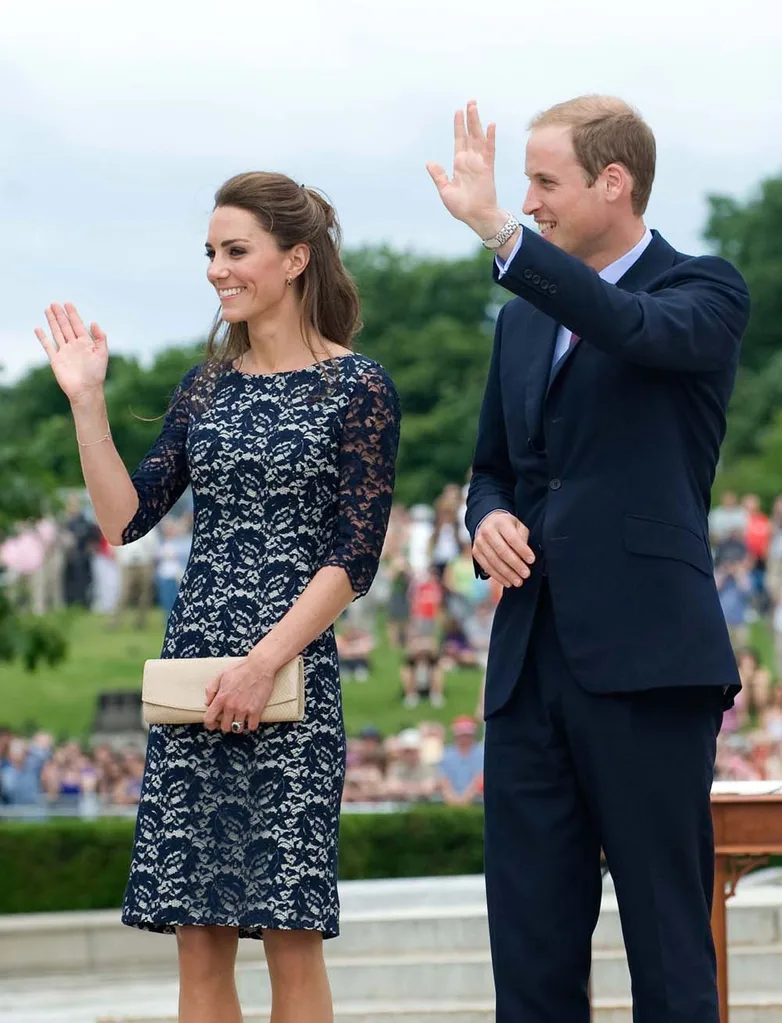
706, 175, 782, 500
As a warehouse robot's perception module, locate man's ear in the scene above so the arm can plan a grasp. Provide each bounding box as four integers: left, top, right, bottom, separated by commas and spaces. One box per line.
603, 162, 632, 205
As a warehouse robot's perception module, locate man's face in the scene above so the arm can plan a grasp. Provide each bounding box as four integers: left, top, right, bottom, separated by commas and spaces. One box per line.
523, 125, 612, 261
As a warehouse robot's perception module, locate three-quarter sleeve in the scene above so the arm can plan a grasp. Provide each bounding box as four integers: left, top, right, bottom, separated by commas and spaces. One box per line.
121, 366, 200, 544
322, 363, 401, 598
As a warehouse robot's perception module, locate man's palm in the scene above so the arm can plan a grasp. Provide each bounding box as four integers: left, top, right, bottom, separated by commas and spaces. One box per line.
427, 102, 499, 225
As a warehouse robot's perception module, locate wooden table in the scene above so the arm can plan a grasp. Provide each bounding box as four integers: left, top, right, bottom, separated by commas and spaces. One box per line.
589, 783, 782, 1023
710, 786, 782, 1023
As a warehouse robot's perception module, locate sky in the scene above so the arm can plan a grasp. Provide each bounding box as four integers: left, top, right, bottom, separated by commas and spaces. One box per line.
1, 0, 780, 383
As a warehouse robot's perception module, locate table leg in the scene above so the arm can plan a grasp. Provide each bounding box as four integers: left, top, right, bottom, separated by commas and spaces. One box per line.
712, 854, 729, 1023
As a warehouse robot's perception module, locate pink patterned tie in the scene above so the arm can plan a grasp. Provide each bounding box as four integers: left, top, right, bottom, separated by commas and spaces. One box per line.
568, 332, 580, 349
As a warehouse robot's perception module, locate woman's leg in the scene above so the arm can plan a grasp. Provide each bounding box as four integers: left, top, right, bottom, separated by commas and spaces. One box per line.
176, 925, 241, 1023
264, 929, 333, 1023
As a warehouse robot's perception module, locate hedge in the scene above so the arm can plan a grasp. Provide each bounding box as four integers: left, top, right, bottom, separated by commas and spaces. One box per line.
0, 807, 484, 915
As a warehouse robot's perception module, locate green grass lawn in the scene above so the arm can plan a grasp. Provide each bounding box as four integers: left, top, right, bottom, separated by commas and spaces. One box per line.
0, 610, 483, 742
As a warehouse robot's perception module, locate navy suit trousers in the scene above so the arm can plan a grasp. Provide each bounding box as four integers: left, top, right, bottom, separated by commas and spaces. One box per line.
484, 582, 724, 1022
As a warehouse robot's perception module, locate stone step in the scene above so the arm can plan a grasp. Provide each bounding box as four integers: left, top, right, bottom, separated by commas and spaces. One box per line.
230, 944, 782, 1003
2, 887, 781, 976
3, 967, 782, 1023
29, 995, 782, 1023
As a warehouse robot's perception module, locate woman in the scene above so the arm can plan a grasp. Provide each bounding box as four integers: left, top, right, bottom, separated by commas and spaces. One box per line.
34, 172, 401, 1023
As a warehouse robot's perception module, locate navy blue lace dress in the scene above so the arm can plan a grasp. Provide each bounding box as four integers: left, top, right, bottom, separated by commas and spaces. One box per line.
120, 354, 400, 939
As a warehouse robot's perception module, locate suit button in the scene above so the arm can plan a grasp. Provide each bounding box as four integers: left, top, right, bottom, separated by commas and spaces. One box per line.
540, 278, 548, 288
532, 274, 541, 284
523, 269, 533, 280
548, 284, 558, 295
549, 478, 562, 491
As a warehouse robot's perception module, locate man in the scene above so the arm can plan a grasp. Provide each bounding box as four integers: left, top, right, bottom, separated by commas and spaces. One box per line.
437, 715, 483, 806
427, 97, 750, 1022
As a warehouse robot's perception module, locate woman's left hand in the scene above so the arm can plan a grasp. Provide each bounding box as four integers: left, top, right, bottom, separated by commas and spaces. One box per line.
203, 656, 277, 734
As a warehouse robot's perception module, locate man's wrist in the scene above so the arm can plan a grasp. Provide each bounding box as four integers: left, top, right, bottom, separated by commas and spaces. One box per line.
468, 208, 512, 242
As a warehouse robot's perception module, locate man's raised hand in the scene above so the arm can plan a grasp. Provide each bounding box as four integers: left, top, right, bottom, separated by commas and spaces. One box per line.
426, 101, 506, 238
473, 511, 536, 589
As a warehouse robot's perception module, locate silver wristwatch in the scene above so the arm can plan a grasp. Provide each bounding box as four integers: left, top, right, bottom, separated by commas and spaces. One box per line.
481, 213, 521, 251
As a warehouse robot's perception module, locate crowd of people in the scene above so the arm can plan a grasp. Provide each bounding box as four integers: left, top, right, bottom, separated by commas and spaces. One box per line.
0, 716, 484, 814
0, 728, 145, 815
0, 493, 193, 627
3, 482, 782, 816
337, 478, 499, 716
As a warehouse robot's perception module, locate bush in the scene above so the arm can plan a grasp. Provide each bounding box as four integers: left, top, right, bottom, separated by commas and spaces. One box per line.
0, 807, 484, 915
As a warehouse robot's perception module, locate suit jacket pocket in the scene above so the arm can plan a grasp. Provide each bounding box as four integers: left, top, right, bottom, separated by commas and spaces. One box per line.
623, 514, 713, 576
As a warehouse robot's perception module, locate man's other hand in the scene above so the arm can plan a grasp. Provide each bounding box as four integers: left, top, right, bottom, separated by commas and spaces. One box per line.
473, 512, 536, 588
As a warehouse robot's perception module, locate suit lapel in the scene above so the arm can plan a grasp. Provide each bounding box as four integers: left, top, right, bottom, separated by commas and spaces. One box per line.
524, 308, 559, 444
544, 231, 678, 398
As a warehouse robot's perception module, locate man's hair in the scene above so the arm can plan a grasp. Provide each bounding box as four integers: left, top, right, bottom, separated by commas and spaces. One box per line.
530, 95, 656, 216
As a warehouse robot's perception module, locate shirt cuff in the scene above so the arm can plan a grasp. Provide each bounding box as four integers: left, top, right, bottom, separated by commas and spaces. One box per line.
494, 229, 524, 278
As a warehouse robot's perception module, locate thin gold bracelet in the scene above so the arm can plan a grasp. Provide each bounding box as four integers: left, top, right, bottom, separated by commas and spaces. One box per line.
76, 431, 111, 448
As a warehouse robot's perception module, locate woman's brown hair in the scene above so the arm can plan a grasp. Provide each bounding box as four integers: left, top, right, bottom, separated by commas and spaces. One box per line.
206, 171, 361, 369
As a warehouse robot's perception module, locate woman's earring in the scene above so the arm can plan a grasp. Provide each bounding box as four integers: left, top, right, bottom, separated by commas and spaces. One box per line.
286, 277, 293, 287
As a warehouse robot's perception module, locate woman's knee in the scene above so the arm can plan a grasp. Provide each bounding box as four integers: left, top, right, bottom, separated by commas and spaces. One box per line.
176, 925, 239, 974
264, 929, 324, 981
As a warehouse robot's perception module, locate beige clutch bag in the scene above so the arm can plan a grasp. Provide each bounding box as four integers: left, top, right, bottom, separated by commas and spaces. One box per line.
141, 655, 305, 726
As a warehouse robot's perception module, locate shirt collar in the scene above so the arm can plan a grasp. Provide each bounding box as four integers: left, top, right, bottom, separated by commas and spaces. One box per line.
598, 227, 653, 285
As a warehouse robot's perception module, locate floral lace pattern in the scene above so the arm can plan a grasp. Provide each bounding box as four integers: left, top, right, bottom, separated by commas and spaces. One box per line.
121, 354, 400, 938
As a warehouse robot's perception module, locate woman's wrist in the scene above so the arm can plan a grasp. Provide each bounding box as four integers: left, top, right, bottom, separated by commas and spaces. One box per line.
69, 388, 106, 411
246, 641, 286, 676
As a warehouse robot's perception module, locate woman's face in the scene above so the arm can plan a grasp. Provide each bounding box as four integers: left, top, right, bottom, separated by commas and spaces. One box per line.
205, 206, 308, 327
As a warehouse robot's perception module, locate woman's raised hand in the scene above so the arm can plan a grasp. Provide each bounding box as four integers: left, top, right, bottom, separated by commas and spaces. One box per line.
35, 303, 109, 404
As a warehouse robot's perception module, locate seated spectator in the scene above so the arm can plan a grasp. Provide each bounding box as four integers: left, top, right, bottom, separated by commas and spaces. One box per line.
113, 749, 145, 806
343, 730, 387, 804
385, 729, 437, 803
438, 716, 483, 806
401, 623, 447, 709
440, 615, 477, 670
418, 721, 446, 768
336, 620, 376, 682
1, 732, 52, 807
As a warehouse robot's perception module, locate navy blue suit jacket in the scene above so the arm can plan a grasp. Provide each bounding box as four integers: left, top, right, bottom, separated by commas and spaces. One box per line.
465, 229, 751, 718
